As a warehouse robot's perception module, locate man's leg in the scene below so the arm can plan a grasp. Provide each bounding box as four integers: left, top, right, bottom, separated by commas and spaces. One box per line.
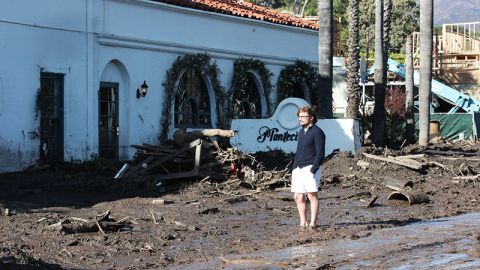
307, 192, 319, 227
294, 192, 307, 227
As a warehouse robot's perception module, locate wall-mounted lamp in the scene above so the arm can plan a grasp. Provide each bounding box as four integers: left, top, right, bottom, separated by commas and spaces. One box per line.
136, 80, 149, 99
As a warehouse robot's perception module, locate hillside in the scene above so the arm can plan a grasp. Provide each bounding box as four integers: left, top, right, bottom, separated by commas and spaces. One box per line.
434, 0, 480, 25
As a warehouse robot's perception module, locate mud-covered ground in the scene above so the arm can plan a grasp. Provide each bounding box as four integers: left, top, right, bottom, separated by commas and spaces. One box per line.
1, 142, 480, 269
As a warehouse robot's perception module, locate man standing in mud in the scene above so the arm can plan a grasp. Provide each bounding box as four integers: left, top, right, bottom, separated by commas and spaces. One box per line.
292, 106, 325, 229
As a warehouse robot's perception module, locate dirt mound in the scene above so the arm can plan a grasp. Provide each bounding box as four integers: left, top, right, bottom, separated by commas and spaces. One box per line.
1, 142, 480, 268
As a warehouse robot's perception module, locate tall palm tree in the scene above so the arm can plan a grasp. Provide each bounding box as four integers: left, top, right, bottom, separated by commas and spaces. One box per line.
345, 0, 360, 119
383, 0, 392, 81
405, 34, 415, 143
373, 0, 385, 146
318, 0, 333, 118
418, 0, 433, 146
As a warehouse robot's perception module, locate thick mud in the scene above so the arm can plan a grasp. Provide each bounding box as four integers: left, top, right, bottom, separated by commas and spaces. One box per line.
0, 142, 479, 269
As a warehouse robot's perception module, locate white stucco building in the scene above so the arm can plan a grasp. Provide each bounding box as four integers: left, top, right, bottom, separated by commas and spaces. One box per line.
0, 0, 328, 173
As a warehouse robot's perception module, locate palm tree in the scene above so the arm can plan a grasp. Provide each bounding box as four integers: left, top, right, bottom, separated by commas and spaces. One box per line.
405, 34, 415, 143
373, 0, 385, 146
318, 0, 333, 118
383, 0, 392, 81
418, 0, 433, 146
345, 0, 360, 119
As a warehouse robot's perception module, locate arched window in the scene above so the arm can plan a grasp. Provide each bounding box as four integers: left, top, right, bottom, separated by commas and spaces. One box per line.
174, 70, 211, 128
232, 73, 262, 119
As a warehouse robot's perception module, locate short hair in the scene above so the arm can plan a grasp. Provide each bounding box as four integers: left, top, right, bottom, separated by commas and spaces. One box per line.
297, 106, 318, 124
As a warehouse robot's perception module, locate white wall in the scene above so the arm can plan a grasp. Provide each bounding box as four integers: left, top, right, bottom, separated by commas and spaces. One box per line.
102, 0, 318, 62
0, 0, 320, 173
0, 1, 89, 171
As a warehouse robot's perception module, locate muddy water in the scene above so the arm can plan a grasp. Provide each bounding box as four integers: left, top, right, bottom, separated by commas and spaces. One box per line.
174, 213, 480, 269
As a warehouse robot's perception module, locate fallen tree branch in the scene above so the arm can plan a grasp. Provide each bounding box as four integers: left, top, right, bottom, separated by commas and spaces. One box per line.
95, 219, 106, 236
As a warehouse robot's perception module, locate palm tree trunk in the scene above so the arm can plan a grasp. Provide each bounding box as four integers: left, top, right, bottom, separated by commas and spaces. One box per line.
318, 0, 333, 118
293, 0, 302, 15
405, 35, 415, 143
345, 0, 360, 119
373, 0, 385, 146
383, 0, 392, 81
418, 0, 433, 146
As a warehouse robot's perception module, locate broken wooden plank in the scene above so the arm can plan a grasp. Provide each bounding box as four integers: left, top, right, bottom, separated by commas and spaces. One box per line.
427, 161, 449, 170
114, 163, 129, 180
123, 156, 155, 177
159, 215, 198, 231
363, 153, 424, 170
423, 149, 478, 157
441, 157, 480, 161
143, 139, 202, 173
342, 191, 371, 200
361, 195, 378, 208
388, 156, 424, 167
453, 174, 480, 180
396, 154, 427, 159
384, 177, 414, 191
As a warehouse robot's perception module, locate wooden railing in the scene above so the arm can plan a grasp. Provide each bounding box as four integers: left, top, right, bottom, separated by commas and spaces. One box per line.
442, 22, 480, 53
412, 22, 480, 70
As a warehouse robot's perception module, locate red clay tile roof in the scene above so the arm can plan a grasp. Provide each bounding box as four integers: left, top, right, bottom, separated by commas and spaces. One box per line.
152, 0, 319, 30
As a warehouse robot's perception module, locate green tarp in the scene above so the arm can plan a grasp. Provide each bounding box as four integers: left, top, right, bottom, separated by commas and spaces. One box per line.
415, 113, 479, 141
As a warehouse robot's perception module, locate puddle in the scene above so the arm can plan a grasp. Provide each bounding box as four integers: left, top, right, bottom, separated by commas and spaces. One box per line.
173, 213, 480, 269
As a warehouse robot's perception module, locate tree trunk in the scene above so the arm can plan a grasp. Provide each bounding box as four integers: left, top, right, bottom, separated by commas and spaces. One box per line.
383, 0, 392, 82
318, 0, 333, 118
345, 0, 360, 119
373, 0, 385, 146
300, 0, 311, 17
293, 0, 302, 15
405, 35, 415, 143
418, 0, 433, 146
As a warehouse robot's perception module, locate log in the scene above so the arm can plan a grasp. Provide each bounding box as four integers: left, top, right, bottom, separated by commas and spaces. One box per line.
173, 128, 234, 146
190, 129, 235, 138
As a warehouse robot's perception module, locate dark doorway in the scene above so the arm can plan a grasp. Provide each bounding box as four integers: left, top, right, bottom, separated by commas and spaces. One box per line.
98, 83, 119, 160
39, 73, 64, 161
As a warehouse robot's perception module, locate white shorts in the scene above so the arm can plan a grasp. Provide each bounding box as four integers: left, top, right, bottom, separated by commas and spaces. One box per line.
291, 165, 321, 193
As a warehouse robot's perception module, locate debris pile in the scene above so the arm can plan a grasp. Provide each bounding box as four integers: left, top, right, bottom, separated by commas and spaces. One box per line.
115, 128, 237, 182
340, 143, 480, 206
115, 129, 292, 193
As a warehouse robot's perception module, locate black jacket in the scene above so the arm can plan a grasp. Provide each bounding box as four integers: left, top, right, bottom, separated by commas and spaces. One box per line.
292, 124, 326, 173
